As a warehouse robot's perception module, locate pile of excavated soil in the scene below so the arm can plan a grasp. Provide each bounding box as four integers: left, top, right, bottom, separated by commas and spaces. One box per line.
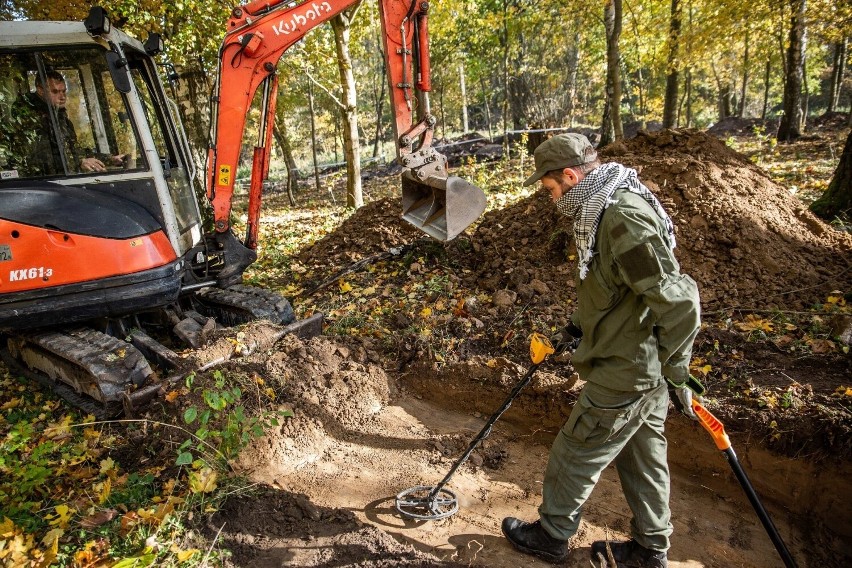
300, 129, 852, 315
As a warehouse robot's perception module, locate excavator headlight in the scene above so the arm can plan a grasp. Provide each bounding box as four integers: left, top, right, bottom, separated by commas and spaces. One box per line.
84, 6, 111, 36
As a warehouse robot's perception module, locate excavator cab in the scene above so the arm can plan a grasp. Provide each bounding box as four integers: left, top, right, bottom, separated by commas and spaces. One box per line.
0, 28, 206, 331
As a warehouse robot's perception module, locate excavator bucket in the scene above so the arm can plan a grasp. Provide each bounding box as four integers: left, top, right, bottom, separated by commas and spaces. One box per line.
401, 171, 487, 241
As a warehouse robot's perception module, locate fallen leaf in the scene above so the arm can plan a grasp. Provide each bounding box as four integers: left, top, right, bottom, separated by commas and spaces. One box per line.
736, 314, 774, 333
79, 509, 117, 529
189, 468, 218, 494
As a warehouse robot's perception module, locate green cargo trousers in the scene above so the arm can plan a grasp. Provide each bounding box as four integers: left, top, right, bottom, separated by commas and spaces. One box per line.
538, 381, 672, 552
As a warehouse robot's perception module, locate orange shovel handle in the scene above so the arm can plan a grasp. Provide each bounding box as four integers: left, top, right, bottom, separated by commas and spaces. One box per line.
692, 399, 731, 451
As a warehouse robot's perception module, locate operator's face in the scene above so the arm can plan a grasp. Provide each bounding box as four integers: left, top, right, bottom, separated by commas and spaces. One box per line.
39, 78, 67, 108
541, 168, 580, 202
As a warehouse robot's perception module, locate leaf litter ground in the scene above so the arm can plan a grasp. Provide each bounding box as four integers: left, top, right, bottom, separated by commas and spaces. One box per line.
2, 125, 851, 567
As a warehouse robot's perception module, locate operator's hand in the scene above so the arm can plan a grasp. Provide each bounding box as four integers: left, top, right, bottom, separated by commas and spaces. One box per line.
551, 322, 583, 355
80, 157, 106, 172
109, 153, 129, 167
673, 386, 699, 420
666, 375, 706, 421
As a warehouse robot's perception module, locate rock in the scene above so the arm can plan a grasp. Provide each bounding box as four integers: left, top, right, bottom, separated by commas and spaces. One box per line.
493, 289, 517, 308
530, 279, 550, 295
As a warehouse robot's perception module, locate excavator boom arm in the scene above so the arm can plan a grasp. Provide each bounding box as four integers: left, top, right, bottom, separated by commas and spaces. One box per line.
208, 0, 482, 245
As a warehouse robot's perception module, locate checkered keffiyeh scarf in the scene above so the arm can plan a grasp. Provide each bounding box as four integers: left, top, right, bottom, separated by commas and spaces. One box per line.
555, 162, 675, 280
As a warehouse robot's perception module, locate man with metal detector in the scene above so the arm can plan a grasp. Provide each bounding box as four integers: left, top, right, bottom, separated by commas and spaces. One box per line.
501, 133, 701, 567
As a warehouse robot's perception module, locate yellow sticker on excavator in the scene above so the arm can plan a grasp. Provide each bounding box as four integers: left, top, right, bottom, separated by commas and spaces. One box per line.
217, 165, 232, 186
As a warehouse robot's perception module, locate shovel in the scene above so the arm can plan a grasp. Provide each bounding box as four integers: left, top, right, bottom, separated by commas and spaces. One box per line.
401, 170, 487, 242
692, 400, 798, 568
395, 333, 556, 520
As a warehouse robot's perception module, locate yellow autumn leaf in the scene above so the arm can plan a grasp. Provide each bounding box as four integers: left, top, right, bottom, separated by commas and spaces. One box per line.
97, 477, 112, 505
189, 467, 218, 494
338, 279, 353, 293
736, 314, 774, 333
100, 457, 116, 476
41, 527, 63, 548
176, 549, 200, 562
362, 286, 376, 295
0, 517, 16, 537
420, 307, 433, 318
0, 398, 21, 410
44, 414, 74, 439
47, 504, 75, 529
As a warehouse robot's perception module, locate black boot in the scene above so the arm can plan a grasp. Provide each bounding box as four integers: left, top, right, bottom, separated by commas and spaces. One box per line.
501, 517, 569, 564
590, 539, 667, 568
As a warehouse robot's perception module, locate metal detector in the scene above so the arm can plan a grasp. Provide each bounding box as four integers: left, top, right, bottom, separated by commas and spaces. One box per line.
395, 333, 556, 521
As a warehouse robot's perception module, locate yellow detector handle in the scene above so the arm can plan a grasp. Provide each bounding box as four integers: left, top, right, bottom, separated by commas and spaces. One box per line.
529, 332, 555, 365
692, 400, 732, 451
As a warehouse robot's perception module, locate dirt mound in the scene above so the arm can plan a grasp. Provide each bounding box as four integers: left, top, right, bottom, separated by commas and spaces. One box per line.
296, 198, 420, 277
599, 129, 852, 311
204, 486, 463, 567
810, 111, 850, 130
457, 129, 852, 313
303, 129, 851, 315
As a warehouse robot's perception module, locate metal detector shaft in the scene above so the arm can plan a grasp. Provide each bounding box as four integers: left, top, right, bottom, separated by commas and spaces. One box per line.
692, 400, 798, 568
426, 361, 543, 502
722, 447, 798, 568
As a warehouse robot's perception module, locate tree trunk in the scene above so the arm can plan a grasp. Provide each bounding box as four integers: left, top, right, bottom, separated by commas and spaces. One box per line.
331, 7, 363, 209
480, 76, 493, 140
566, 31, 582, 127
501, 0, 510, 155
777, 0, 807, 141
762, 58, 771, 119
828, 39, 847, 113
308, 81, 323, 198
272, 121, 299, 206
372, 42, 386, 159
601, 0, 623, 146
738, 27, 750, 118
810, 128, 852, 219
662, 0, 681, 129
459, 61, 469, 134
684, 69, 693, 127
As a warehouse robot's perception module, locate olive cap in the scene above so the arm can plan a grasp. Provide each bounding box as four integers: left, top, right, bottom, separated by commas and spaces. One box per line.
523, 133, 597, 186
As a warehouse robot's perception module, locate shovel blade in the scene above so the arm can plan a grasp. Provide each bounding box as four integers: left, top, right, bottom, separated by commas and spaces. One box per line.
401, 172, 487, 241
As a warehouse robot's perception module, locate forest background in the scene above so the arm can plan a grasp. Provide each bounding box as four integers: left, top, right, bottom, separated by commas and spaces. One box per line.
2, 0, 850, 214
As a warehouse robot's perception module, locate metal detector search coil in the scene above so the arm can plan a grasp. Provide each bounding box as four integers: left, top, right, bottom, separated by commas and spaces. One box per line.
395, 333, 554, 521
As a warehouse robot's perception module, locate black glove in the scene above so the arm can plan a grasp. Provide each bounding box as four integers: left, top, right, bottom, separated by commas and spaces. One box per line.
551, 322, 583, 354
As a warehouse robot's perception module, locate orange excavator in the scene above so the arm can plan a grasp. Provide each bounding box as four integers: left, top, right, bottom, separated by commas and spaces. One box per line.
0, 3, 486, 416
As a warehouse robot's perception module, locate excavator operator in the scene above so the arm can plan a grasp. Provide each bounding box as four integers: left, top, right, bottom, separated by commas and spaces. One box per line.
15, 70, 126, 175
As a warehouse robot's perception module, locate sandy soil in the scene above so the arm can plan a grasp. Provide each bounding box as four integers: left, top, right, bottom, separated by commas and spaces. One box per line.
189, 329, 850, 567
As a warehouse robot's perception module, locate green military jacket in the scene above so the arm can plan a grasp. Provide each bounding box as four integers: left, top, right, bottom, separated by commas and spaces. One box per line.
570, 188, 700, 391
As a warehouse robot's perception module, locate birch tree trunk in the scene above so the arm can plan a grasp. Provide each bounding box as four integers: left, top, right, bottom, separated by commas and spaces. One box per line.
601, 0, 623, 146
